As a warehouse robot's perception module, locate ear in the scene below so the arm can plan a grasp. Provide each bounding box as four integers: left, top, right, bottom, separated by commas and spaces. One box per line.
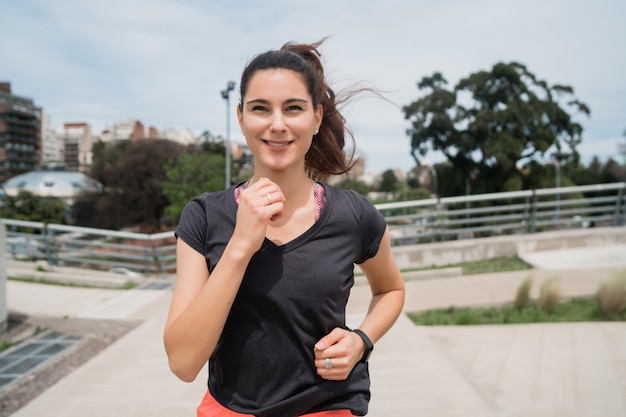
314, 104, 323, 133
236, 105, 244, 131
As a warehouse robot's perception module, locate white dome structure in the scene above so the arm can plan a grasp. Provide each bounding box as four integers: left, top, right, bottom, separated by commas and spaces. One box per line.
1, 170, 102, 203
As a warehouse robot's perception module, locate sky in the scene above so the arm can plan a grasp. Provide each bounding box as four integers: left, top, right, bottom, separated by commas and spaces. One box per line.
1, 0, 625, 173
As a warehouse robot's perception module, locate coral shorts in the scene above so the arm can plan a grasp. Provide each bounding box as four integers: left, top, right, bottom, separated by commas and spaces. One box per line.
197, 390, 353, 417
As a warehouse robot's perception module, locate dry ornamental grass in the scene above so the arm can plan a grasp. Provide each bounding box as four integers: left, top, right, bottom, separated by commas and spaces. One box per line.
596, 270, 626, 319
538, 278, 560, 315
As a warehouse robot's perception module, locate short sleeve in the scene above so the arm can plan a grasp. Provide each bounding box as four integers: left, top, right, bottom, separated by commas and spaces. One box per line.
175, 196, 208, 256
353, 192, 387, 264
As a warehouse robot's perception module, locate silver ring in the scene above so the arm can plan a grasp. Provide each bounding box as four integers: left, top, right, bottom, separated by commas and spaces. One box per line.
266, 193, 272, 204
325, 358, 332, 369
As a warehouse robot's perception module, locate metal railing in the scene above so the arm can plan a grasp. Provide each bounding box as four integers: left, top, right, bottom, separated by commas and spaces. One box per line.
2, 182, 625, 276
379, 182, 625, 245
3, 221, 177, 276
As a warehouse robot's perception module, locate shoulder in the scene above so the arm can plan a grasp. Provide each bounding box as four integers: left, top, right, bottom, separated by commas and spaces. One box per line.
325, 184, 372, 206
178, 188, 236, 231
176, 188, 237, 254
181, 188, 234, 215
324, 184, 379, 218
323, 184, 387, 263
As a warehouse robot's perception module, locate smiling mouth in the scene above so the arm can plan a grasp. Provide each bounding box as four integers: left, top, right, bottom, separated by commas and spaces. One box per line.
263, 140, 294, 147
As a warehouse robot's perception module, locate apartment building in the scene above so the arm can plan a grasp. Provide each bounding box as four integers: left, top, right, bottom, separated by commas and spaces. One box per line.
62, 122, 93, 172
0, 82, 42, 181
99, 120, 158, 142
41, 114, 64, 167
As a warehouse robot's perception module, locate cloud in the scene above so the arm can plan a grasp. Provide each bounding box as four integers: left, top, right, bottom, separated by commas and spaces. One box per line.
578, 136, 623, 163
1, 0, 624, 172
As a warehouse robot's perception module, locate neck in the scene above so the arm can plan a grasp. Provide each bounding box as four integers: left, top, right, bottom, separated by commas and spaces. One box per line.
249, 170, 312, 207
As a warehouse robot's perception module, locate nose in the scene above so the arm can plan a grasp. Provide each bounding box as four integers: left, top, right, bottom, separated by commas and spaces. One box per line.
269, 112, 287, 133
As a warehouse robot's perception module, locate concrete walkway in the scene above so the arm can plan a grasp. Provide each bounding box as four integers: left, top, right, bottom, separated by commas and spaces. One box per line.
4, 244, 626, 417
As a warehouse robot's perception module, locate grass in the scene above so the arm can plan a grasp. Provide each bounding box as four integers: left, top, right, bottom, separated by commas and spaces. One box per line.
0, 340, 14, 354
397, 256, 533, 276
460, 256, 533, 275
596, 270, 626, 319
408, 269, 626, 325
407, 297, 622, 326
513, 275, 533, 310
538, 278, 560, 314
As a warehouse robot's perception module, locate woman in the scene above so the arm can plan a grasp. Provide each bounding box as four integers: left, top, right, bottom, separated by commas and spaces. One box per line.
164, 39, 405, 417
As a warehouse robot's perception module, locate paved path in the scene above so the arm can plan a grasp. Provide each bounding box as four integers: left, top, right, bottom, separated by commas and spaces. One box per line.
4, 244, 626, 416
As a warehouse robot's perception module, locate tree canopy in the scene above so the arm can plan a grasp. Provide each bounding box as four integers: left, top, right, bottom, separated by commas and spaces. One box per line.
403, 62, 590, 195
78, 135, 233, 230
379, 169, 400, 193
0, 190, 67, 224
162, 151, 226, 219
85, 139, 187, 230
333, 178, 371, 196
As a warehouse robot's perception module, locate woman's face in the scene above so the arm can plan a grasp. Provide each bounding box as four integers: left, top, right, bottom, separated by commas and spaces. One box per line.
237, 68, 322, 176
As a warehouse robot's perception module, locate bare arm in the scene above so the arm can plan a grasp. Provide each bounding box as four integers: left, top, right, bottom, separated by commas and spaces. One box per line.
163, 239, 251, 382
163, 178, 285, 382
355, 227, 406, 344
314, 227, 405, 380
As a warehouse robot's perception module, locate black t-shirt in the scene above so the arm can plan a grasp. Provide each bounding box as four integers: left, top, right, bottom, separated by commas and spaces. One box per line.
176, 183, 386, 417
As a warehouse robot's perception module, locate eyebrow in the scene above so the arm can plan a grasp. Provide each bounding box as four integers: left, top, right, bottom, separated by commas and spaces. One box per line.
245, 98, 310, 106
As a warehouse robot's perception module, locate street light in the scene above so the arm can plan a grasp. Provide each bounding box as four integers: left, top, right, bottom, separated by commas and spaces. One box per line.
221, 81, 236, 189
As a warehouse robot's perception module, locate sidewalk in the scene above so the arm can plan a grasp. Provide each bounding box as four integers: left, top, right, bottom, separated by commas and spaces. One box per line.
4, 244, 626, 416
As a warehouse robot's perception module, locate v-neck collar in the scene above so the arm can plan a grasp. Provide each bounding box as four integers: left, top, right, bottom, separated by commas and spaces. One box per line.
230, 183, 331, 254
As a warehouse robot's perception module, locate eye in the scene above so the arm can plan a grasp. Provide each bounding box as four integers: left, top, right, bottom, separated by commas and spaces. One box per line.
286, 105, 303, 112
251, 105, 267, 112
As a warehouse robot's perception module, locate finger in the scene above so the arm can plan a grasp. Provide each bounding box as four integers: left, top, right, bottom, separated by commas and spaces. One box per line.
259, 188, 285, 206
314, 328, 347, 354
239, 183, 284, 216
316, 362, 350, 381
315, 356, 348, 370
243, 182, 285, 209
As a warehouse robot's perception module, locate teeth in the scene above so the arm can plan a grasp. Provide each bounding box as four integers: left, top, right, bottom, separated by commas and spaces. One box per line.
266, 140, 290, 147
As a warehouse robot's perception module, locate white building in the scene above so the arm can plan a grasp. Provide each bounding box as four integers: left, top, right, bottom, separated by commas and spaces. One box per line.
2, 169, 102, 206
62, 123, 92, 172
40, 114, 63, 166
156, 128, 196, 145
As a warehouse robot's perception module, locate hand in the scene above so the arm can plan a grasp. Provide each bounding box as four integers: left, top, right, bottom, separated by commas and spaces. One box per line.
313, 328, 365, 380
231, 178, 285, 256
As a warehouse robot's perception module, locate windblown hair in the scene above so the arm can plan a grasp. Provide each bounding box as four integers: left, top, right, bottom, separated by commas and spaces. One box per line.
238, 38, 356, 181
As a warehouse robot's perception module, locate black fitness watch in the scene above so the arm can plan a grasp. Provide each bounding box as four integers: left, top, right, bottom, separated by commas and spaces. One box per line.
352, 329, 374, 363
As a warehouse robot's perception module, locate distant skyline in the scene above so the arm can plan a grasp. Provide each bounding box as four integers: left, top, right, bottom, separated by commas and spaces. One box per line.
1, 0, 624, 172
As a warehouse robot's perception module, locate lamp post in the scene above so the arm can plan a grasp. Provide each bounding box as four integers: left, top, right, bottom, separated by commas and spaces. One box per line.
221, 81, 236, 189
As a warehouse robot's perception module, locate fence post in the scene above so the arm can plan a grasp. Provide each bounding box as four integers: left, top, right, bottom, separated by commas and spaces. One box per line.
616, 184, 626, 226
530, 189, 538, 234
0, 222, 8, 332
143, 239, 151, 274
523, 195, 531, 234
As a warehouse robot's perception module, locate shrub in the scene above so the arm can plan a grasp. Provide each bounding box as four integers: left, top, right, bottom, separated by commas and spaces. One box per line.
538, 278, 560, 315
596, 270, 626, 319
514, 275, 533, 310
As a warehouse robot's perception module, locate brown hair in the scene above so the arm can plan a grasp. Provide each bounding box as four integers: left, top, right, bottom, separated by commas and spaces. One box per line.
238, 39, 355, 181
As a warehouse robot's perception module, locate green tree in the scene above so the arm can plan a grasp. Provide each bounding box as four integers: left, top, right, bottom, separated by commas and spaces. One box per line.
162, 152, 226, 219
403, 62, 590, 195
87, 139, 186, 230
0, 190, 67, 223
601, 158, 626, 182
333, 178, 371, 196
379, 169, 400, 194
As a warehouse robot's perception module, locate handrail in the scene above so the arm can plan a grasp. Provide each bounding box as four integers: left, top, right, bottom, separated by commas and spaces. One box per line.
3, 182, 625, 275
